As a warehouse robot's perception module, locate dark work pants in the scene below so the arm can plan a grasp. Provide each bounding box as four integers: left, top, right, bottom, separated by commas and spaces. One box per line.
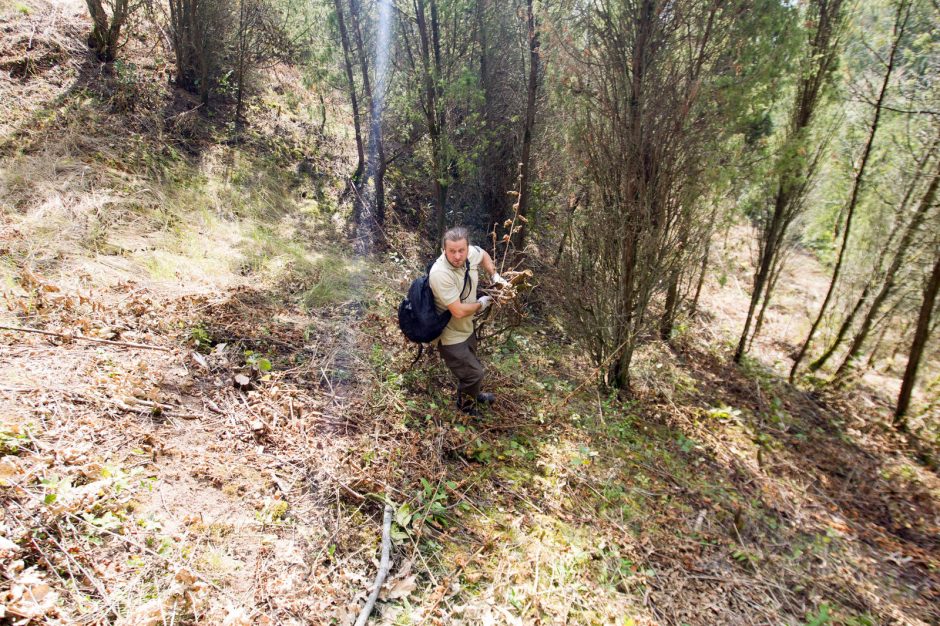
438, 334, 484, 405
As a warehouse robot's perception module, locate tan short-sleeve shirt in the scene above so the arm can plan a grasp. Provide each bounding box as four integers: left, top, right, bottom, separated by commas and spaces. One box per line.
428, 246, 482, 345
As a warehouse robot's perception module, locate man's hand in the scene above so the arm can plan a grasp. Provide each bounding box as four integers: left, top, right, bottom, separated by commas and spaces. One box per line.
478, 296, 493, 311
491, 273, 510, 287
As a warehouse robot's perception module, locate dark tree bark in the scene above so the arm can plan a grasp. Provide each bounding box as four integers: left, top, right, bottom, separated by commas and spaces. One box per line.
748, 244, 790, 351
333, 0, 365, 185
660, 269, 681, 341
896, 247, 940, 426
85, 0, 130, 62
415, 0, 448, 237
809, 284, 870, 371
349, 0, 372, 106
690, 241, 710, 318
234, 0, 255, 131
349, 0, 388, 228
790, 0, 911, 382
167, 0, 224, 105
514, 0, 540, 249
553, 192, 582, 267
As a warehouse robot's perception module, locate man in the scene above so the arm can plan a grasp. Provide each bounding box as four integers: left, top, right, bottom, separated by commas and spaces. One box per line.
429, 226, 509, 416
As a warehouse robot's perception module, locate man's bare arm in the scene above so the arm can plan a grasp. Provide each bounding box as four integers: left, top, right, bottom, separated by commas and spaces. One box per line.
480, 250, 497, 278
447, 300, 482, 319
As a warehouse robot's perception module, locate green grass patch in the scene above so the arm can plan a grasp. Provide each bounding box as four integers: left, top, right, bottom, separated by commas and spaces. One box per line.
300, 255, 362, 309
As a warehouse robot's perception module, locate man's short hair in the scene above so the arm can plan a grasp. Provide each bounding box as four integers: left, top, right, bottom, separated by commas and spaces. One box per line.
442, 226, 469, 249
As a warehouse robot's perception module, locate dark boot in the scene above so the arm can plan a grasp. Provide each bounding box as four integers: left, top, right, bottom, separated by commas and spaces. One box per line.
456, 393, 482, 417
476, 392, 495, 405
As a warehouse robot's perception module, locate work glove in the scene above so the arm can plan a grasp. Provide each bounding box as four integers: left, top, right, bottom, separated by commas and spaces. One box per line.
491, 273, 510, 287
478, 295, 493, 311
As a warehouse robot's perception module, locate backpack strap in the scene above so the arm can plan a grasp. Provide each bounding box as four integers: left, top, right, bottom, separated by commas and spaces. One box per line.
459, 258, 471, 302
409, 343, 425, 368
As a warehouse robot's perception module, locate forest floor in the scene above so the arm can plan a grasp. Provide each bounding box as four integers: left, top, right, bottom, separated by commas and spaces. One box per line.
0, 1, 938, 625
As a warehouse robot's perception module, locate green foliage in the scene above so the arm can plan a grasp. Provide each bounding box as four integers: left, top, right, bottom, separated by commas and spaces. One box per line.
0, 427, 28, 455
189, 325, 213, 352
257, 499, 289, 524
676, 434, 698, 454
802, 603, 831, 626
80, 510, 124, 535
766, 396, 790, 429
730, 547, 761, 567
244, 350, 272, 373
111, 60, 144, 111
705, 404, 743, 421
418, 478, 452, 524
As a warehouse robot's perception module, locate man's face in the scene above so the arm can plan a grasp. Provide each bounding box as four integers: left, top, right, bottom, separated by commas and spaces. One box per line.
443, 238, 468, 268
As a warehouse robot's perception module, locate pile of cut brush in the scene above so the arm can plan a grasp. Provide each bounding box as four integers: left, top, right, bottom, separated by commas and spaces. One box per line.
479, 181, 535, 314
479, 268, 533, 307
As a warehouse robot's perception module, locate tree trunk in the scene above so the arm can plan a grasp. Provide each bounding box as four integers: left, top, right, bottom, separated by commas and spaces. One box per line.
85, 0, 128, 62
811, 132, 939, 373
234, 0, 247, 132
105, 0, 128, 61
833, 158, 940, 380
333, 0, 365, 185
736, 179, 789, 362
349, 0, 372, 106
747, 229, 789, 352
553, 192, 582, 267
514, 0, 539, 249
85, 0, 109, 52
349, 0, 386, 228
865, 295, 905, 369
660, 269, 680, 341
808, 283, 869, 371
415, 0, 447, 236
735, 0, 845, 364
790, 0, 910, 383
895, 247, 940, 427
690, 238, 710, 317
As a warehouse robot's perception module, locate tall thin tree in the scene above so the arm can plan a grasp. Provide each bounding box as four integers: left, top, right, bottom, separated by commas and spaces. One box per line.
514, 0, 540, 249
790, 0, 912, 382
808, 134, 938, 373
415, 0, 448, 236
349, 0, 387, 228
833, 156, 940, 380
333, 0, 365, 185
734, 0, 845, 364
895, 245, 940, 426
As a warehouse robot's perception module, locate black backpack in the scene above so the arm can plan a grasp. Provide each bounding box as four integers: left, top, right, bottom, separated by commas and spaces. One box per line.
398, 258, 470, 345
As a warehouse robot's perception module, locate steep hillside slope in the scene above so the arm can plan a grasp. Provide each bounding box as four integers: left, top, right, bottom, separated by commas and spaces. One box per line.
0, 2, 937, 625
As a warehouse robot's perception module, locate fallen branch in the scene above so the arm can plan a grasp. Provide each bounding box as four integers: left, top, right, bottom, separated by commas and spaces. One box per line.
0, 325, 171, 352
355, 504, 394, 626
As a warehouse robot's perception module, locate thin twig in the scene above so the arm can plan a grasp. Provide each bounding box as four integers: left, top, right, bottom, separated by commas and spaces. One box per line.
0, 325, 171, 352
